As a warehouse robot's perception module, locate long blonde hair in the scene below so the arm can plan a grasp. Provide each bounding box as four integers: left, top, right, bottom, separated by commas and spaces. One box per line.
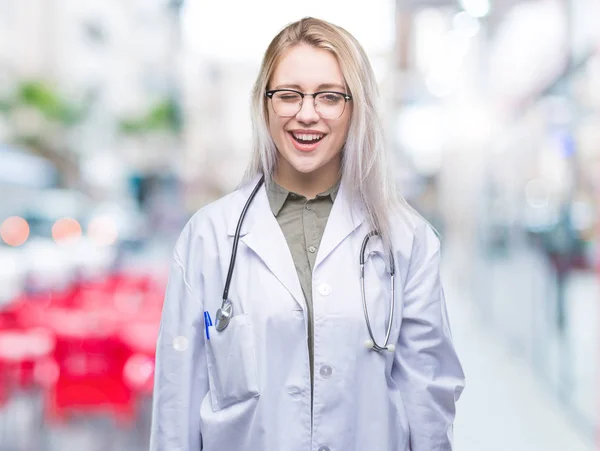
242, 17, 409, 249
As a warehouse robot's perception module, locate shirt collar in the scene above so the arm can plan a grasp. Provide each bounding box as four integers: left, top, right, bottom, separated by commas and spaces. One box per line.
266, 177, 341, 216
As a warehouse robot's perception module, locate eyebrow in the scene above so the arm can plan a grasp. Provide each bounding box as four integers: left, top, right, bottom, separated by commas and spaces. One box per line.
273, 83, 347, 92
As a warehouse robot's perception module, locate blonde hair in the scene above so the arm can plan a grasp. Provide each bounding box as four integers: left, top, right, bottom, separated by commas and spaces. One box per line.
242, 17, 409, 249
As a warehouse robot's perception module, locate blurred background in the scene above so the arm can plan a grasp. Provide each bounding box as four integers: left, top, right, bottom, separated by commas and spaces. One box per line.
0, 0, 599, 450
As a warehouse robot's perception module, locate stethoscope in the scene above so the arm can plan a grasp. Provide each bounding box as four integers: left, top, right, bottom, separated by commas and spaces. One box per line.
214, 176, 396, 353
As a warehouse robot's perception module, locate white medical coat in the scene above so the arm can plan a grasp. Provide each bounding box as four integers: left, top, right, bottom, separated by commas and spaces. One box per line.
149, 176, 465, 451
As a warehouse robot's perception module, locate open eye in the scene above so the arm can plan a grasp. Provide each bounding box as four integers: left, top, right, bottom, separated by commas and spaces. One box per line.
317, 93, 344, 104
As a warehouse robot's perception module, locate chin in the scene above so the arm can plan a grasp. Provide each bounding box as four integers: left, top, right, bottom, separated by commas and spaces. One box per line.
287, 159, 323, 175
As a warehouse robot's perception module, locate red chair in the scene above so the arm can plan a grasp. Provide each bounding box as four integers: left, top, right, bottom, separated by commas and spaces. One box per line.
0, 327, 56, 391
3, 269, 167, 428
40, 308, 136, 425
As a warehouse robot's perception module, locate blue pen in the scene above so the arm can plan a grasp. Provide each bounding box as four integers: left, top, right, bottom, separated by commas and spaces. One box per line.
204, 311, 213, 340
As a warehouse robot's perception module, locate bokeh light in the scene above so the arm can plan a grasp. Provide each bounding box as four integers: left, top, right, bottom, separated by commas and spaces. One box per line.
52, 217, 82, 244
0, 216, 30, 246
124, 354, 155, 388
173, 336, 189, 352
459, 0, 491, 18
87, 215, 119, 246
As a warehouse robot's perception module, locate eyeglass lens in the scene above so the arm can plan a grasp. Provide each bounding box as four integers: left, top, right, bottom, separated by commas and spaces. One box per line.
271, 91, 347, 119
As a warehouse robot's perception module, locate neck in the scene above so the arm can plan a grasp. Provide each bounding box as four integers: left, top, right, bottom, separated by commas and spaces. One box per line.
274, 158, 341, 199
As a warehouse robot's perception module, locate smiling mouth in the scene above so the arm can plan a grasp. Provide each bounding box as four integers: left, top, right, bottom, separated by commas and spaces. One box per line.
289, 132, 326, 145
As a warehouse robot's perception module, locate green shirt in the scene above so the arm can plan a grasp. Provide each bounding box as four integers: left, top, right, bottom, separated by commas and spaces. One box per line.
265, 177, 340, 396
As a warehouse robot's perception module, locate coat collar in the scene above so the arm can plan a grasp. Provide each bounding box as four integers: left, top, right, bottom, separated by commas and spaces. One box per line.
225, 174, 366, 310
226, 176, 305, 309
314, 175, 366, 268
226, 175, 265, 238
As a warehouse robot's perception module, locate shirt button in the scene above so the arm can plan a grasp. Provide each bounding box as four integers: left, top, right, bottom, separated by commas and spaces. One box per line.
305, 203, 312, 210
319, 365, 333, 378
318, 446, 331, 451
318, 283, 331, 296
308, 245, 316, 253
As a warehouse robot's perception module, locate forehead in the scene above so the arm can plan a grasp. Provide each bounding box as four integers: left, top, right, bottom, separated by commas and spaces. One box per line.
270, 44, 345, 90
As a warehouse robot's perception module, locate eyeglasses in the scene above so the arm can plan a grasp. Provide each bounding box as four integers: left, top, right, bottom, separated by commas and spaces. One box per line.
265, 89, 352, 120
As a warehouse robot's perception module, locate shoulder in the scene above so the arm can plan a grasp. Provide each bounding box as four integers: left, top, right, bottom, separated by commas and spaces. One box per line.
172, 187, 242, 262
389, 200, 441, 267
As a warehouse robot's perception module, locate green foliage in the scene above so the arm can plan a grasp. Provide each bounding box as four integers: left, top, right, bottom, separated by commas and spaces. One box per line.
119, 98, 181, 135
0, 80, 180, 138
18, 81, 84, 125
0, 80, 85, 126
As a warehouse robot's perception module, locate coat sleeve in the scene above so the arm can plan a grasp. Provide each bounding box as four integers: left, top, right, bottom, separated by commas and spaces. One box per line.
149, 250, 209, 451
391, 225, 465, 451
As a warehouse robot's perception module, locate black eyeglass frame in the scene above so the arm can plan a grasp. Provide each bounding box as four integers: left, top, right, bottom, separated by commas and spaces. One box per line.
265, 89, 353, 118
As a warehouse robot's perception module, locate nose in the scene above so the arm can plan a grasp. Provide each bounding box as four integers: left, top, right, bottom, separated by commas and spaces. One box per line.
295, 96, 320, 124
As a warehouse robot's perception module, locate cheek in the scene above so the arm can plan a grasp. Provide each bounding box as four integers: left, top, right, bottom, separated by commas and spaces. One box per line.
331, 122, 350, 149
329, 111, 351, 149
268, 113, 286, 140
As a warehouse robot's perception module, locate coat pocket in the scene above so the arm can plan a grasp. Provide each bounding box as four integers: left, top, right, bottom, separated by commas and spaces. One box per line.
205, 313, 260, 411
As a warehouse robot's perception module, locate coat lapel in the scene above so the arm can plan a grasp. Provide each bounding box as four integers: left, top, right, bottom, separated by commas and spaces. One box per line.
314, 176, 366, 269
226, 177, 306, 312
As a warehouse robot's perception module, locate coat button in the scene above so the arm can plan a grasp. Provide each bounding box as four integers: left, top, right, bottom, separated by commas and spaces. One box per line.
318, 283, 331, 296
319, 365, 333, 378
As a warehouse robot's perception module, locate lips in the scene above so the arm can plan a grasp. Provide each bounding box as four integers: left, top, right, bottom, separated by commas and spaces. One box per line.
288, 132, 326, 152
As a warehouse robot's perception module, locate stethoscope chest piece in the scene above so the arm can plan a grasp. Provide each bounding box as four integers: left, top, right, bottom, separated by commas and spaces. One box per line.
215, 299, 233, 331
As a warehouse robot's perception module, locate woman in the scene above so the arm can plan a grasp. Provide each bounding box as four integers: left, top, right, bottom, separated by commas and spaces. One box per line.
150, 17, 465, 451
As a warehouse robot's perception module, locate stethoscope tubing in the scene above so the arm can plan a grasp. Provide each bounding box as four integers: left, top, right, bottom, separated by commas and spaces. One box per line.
359, 232, 395, 352
222, 175, 265, 302
216, 176, 396, 353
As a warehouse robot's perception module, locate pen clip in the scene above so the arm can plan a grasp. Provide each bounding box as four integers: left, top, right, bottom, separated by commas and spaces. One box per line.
204, 311, 213, 340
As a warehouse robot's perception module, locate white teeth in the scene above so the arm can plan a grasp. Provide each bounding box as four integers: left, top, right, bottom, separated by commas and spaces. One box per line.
292, 133, 324, 141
